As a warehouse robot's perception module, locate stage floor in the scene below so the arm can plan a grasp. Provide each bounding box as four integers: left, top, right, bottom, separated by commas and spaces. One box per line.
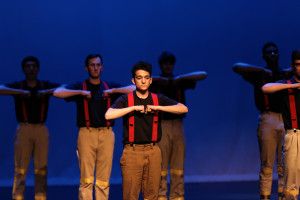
0, 181, 284, 200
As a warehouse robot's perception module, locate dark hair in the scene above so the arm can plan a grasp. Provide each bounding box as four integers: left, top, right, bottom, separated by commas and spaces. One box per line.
85, 54, 102, 66
158, 51, 176, 66
22, 56, 39, 69
291, 49, 300, 63
262, 42, 278, 54
131, 61, 152, 78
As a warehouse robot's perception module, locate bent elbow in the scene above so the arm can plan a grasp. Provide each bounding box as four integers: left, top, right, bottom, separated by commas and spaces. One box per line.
201, 72, 207, 80
184, 107, 188, 113
232, 65, 238, 73
105, 109, 114, 120
261, 85, 271, 94
180, 104, 188, 113
105, 113, 111, 120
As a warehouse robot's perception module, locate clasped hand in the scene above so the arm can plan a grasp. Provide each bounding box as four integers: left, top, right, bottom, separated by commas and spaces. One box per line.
134, 105, 159, 114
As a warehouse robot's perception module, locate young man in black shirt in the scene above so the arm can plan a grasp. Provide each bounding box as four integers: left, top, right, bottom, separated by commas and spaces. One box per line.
262, 49, 300, 200
53, 54, 134, 200
150, 51, 207, 200
233, 42, 292, 200
0, 56, 60, 200
105, 61, 188, 200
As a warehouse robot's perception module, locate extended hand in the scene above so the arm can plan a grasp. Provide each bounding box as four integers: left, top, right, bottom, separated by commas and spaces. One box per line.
134, 105, 145, 113
36, 90, 46, 98
102, 89, 114, 99
145, 105, 159, 114
81, 90, 91, 99
21, 90, 31, 98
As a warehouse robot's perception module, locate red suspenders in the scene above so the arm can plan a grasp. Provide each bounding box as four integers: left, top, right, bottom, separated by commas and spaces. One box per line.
82, 81, 90, 127
128, 93, 135, 142
262, 80, 270, 111
287, 80, 298, 129
20, 81, 45, 123
102, 81, 111, 127
82, 81, 111, 127
151, 93, 159, 141
127, 92, 159, 143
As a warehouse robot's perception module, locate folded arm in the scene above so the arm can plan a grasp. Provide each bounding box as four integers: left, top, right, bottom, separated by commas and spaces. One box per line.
147, 103, 188, 114
0, 85, 30, 96
53, 85, 91, 98
262, 83, 300, 93
233, 62, 271, 77
38, 87, 60, 96
103, 84, 135, 98
105, 105, 144, 120
173, 71, 207, 82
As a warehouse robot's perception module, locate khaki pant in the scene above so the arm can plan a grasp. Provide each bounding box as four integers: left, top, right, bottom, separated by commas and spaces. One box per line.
158, 119, 185, 200
257, 112, 285, 200
77, 127, 115, 200
121, 144, 162, 200
282, 129, 300, 200
12, 123, 49, 200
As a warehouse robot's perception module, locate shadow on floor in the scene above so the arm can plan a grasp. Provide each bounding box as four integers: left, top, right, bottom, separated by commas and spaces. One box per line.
0, 180, 284, 200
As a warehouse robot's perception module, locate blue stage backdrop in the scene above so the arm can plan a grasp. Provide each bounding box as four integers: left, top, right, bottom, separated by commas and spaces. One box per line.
0, 0, 300, 186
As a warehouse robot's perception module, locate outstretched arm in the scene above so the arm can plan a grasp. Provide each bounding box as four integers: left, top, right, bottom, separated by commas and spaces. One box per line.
53, 85, 91, 98
262, 82, 300, 94
37, 86, 61, 96
233, 62, 271, 77
103, 85, 135, 98
105, 105, 144, 120
0, 85, 30, 96
146, 103, 188, 114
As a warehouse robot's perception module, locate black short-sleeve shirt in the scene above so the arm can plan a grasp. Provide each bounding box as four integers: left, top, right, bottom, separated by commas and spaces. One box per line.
111, 91, 178, 144
149, 75, 195, 119
276, 78, 300, 129
5, 80, 60, 123
65, 80, 121, 128
242, 70, 284, 113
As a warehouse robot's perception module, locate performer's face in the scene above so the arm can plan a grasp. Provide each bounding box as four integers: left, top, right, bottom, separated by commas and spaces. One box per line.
85, 57, 102, 79
160, 62, 174, 76
292, 59, 300, 78
263, 46, 279, 66
132, 70, 152, 92
23, 61, 39, 79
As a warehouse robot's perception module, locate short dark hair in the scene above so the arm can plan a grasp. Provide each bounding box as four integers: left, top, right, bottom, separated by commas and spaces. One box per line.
85, 54, 102, 66
22, 56, 39, 69
131, 61, 152, 78
262, 42, 278, 54
158, 51, 176, 66
291, 49, 300, 63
